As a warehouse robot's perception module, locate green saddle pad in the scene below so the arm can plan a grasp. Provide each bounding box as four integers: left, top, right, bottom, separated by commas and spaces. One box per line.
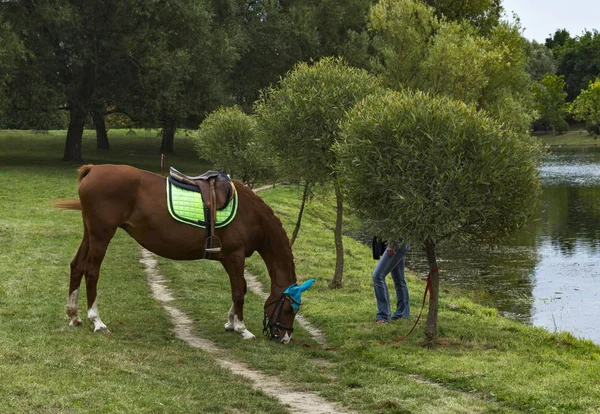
166, 178, 238, 228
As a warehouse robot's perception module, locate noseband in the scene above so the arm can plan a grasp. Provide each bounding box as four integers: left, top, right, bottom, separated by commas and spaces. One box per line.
262, 292, 299, 341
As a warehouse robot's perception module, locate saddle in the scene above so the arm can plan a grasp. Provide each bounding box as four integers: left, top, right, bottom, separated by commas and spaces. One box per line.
169, 167, 236, 256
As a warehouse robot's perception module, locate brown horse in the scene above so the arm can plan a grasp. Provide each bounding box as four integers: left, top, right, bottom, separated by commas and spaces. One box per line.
55, 164, 314, 343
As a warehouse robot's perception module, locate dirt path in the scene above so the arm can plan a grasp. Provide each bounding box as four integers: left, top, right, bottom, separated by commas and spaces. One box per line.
140, 248, 351, 414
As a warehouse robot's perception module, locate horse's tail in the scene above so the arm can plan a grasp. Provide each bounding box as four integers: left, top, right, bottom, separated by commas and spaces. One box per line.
53, 165, 94, 210
54, 199, 82, 210
77, 164, 94, 183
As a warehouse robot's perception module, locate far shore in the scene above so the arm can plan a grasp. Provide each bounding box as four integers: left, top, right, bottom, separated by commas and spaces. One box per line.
535, 127, 599, 147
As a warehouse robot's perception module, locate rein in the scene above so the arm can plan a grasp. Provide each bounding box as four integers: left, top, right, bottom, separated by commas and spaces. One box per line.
289, 267, 437, 350
377, 266, 436, 345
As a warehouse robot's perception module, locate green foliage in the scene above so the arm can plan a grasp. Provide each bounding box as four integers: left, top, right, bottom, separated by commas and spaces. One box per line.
195, 107, 274, 186
524, 40, 556, 81
424, 0, 503, 35
335, 89, 543, 246
553, 30, 600, 100
545, 28, 571, 50
368, 0, 439, 91
531, 74, 569, 134
571, 78, 600, 135
420, 22, 494, 104
255, 57, 383, 184
138, 1, 243, 127
0, 16, 25, 114
368, 0, 534, 133
231, 0, 376, 109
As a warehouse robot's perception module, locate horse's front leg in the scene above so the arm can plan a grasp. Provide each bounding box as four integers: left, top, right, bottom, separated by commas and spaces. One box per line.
221, 254, 255, 340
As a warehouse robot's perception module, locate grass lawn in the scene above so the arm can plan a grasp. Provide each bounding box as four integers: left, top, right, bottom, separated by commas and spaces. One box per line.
535, 127, 600, 147
1, 130, 599, 413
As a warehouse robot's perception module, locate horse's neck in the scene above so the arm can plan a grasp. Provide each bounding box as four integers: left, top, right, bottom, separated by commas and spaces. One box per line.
256, 206, 297, 294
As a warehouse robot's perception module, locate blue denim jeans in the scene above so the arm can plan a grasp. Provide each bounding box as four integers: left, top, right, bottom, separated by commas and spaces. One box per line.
372, 244, 410, 322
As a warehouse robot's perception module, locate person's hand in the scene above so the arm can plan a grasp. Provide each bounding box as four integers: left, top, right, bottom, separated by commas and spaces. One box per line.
386, 247, 395, 257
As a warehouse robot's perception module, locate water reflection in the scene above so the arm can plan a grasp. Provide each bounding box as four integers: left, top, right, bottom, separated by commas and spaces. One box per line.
404, 149, 600, 344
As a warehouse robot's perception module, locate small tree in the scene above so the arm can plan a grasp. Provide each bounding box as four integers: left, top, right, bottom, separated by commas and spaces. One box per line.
255, 57, 383, 288
531, 74, 569, 135
335, 90, 542, 342
571, 78, 600, 136
195, 107, 274, 187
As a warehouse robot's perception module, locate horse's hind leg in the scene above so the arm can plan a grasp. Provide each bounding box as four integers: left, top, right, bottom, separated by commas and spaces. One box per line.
67, 225, 90, 326
84, 226, 116, 333
222, 254, 255, 340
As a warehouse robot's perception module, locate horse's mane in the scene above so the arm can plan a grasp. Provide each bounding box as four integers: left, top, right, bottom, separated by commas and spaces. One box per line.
238, 183, 297, 280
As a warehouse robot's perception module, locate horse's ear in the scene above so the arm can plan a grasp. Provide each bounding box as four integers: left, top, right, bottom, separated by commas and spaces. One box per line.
298, 279, 315, 293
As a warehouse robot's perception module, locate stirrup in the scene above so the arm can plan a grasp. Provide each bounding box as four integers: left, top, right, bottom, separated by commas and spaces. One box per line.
205, 236, 222, 253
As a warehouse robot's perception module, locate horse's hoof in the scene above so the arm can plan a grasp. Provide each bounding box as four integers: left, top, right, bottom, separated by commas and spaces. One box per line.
224, 322, 234, 332
69, 319, 82, 327
94, 326, 111, 334
240, 331, 256, 340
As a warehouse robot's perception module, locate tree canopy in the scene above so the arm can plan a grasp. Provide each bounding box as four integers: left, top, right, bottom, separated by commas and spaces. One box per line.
368, 0, 533, 133
571, 78, 600, 135
531, 74, 569, 135
0, 15, 24, 115
524, 40, 556, 82
548, 29, 600, 101
424, 0, 503, 34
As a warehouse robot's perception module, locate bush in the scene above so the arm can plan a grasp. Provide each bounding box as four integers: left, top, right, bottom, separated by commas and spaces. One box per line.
194, 106, 275, 187
335, 89, 543, 247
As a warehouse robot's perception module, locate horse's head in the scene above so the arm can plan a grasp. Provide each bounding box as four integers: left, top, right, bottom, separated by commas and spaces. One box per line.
263, 279, 315, 344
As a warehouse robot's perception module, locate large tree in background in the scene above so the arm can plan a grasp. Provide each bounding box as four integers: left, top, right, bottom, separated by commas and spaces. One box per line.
0, 15, 25, 116
424, 0, 503, 34
148, 1, 243, 154
4, 1, 172, 161
524, 40, 556, 82
571, 78, 600, 135
553, 30, 600, 101
3, 0, 241, 160
532, 74, 569, 135
231, 0, 377, 110
335, 90, 542, 341
255, 57, 383, 288
368, 0, 439, 91
368, 0, 534, 133
545, 28, 571, 51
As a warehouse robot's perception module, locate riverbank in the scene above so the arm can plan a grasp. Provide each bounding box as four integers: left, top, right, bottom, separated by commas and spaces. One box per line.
1, 130, 599, 413
535, 128, 599, 147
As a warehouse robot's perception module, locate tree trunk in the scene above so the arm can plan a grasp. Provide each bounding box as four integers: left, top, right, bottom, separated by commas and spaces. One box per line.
290, 182, 310, 246
424, 239, 440, 343
62, 106, 87, 162
92, 109, 110, 150
330, 180, 344, 288
160, 119, 176, 154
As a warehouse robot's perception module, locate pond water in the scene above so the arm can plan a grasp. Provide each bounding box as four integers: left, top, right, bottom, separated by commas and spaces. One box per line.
406, 148, 600, 344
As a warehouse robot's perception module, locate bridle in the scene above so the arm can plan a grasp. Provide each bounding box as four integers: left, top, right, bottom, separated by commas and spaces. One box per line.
262, 291, 299, 341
